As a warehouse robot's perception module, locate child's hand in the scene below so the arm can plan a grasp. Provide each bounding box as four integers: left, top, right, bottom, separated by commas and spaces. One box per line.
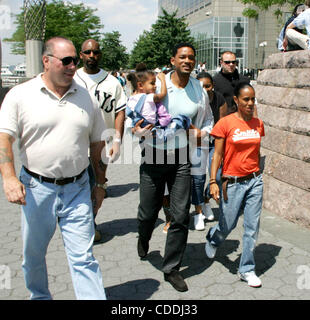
157, 72, 166, 82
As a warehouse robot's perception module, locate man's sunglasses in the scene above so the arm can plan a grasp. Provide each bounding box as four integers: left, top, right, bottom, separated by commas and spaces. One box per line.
47, 54, 79, 66
223, 60, 237, 65
82, 49, 101, 55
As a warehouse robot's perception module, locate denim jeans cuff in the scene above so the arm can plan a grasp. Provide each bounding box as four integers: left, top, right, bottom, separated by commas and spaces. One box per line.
206, 228, 223, 247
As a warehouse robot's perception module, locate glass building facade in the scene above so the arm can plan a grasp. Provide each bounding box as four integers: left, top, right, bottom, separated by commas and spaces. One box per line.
190, 17, 248, 73
159, 0, 249, 74
158, 0, 211, 17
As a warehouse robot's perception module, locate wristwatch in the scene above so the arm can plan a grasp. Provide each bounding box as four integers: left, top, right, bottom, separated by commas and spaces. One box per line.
95, 182, 108, 189
95, 178, 108, 189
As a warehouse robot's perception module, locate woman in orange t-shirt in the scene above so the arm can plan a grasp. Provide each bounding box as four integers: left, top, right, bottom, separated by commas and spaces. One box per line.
205, 82, 264, 288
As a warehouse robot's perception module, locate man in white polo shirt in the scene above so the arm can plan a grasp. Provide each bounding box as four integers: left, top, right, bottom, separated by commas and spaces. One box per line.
0, 37, 107, 300
74, 39, 127, 241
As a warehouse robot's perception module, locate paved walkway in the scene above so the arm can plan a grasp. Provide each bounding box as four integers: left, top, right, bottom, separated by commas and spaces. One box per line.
0, 147, 310, 300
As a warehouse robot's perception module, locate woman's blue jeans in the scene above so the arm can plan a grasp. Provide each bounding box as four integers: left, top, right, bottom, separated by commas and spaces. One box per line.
19, 167, 106, 300
207, 174, 264, 274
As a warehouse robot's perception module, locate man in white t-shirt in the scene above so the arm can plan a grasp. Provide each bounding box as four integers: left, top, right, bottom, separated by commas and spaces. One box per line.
0, 37, 107, 300
74, 39, 127, 241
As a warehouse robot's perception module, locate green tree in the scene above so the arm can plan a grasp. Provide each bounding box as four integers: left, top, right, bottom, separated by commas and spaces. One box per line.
238, 0, 302, 18
129, 31, 155, 69
99, 31, 129, 71
4, 0, 103, 55
129, 9, 195, 69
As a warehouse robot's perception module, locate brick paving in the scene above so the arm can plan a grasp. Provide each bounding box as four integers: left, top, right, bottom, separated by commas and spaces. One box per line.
0, 145, 310, 300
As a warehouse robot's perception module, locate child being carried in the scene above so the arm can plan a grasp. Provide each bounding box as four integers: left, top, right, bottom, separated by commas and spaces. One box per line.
126, 63, 190, 143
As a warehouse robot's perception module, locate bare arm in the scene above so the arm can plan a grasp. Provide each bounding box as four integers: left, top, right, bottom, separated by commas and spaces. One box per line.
189, 123, 205, 147
154, 72, 167, 103
219, 102, 228, 119
0, 133, 26, 205
114, 109, 125, 140
109, 109, 125, 163
90, 140, 106, 215
209, 137, 225, 204
286, 21, 296, 31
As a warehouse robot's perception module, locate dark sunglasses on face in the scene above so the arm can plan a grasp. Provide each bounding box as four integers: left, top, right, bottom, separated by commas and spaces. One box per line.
82, 49, 101, 55
223, 60, 237, 65
47, 54, 79, 66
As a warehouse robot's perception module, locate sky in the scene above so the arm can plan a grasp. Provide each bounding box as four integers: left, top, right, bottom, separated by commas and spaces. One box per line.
0, 0, 158, 65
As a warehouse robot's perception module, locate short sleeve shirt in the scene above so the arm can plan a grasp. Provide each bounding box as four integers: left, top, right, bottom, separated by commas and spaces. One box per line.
127, 93, 157, 124
75, 68, 127, 129
210, 90, 226, 124
293, 9, 310, 48
211, 113, 265, 176
157, 73, 199, 149
0, 74, 105, 178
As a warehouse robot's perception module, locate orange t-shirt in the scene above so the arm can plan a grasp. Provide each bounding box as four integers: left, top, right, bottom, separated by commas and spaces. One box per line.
211, 113, 265, 177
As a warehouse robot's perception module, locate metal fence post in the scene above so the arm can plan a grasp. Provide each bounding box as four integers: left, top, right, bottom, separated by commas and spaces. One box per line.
24, 0, 46, 78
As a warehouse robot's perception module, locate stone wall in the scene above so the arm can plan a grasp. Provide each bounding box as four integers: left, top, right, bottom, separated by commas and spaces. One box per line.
256, 50, 310, 228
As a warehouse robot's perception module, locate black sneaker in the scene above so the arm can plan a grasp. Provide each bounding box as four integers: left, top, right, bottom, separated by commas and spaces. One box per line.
164, 270, 188, 292
137, 238, 149, 258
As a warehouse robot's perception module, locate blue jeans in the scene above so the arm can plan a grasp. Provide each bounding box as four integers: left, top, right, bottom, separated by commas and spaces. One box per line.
207, 174, 263, 274
191, 174, 206, 206
204, 143, 222, 199
191, 147, 208, 206
19, 167, 106, 300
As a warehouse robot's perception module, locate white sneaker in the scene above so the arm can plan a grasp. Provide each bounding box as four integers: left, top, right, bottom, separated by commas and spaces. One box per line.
194, 213, 205, 231
205, 239, 217, 258
238, 271, 262, 288
204, 203, 214, 221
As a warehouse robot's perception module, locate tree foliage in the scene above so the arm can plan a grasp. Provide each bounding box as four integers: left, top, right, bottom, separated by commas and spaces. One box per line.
4, 0, 103, 55
99, 31, 129, 71
129, 9, 195, 69
238, 0, 302, 17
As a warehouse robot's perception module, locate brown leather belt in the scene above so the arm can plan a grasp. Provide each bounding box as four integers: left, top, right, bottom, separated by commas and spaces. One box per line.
221, 170, 261, 201
24, 166, 86, 185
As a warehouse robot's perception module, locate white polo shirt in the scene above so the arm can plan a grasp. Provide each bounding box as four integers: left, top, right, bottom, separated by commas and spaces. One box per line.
74, 68, 127, 130
0, 74, 106, 178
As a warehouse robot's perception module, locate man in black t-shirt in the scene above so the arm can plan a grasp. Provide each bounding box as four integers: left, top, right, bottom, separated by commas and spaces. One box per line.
213, 51, 250, 115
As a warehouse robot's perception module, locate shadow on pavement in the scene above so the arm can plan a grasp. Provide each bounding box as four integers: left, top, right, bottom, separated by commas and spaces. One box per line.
94, 218, 138, 244
106, 183, 139, 198
211, 242, 282, 277
255, 243, 282, 276
144, 240, 281, 280
94, 217, 165, 245
106, 278, 160, 300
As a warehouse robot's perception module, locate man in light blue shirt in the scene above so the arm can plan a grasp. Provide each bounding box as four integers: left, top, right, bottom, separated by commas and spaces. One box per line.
132, 43, 213, 293
284, 2, 310, 50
